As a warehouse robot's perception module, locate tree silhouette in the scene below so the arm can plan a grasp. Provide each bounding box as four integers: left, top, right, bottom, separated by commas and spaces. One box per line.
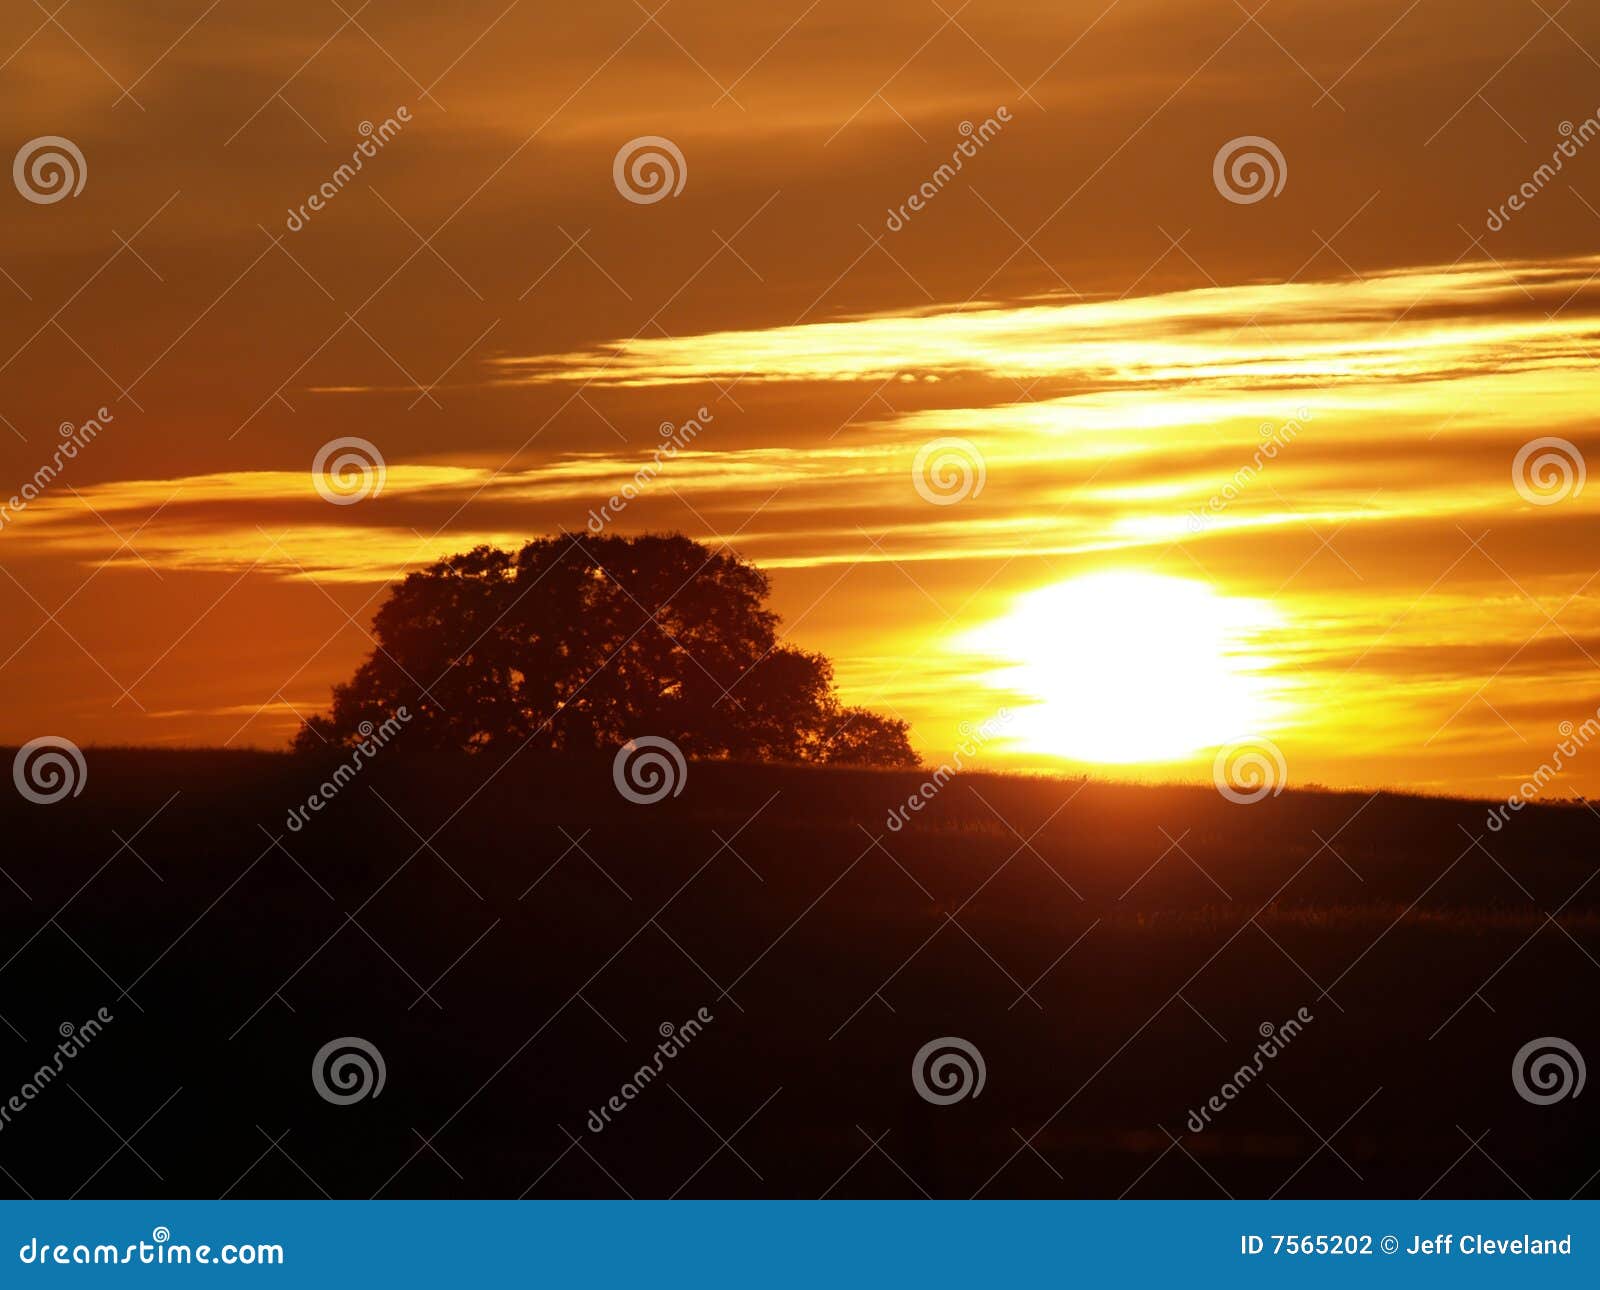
295, 533, 917, 766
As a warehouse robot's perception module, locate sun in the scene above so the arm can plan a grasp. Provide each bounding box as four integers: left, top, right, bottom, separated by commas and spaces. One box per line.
959, 572, 1284, 764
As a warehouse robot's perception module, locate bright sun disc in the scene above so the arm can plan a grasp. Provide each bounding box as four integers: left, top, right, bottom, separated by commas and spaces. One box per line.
960, 572, 1282, 763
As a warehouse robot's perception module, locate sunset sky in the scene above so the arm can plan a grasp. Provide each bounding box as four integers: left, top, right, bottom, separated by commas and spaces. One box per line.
3, 0, 1599, 797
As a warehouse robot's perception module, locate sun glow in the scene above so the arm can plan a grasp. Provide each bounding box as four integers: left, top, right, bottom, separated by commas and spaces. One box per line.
960, 572, 1285, 764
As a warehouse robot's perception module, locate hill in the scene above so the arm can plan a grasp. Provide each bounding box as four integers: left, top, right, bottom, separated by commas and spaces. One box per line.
0, 747, 1595, 1198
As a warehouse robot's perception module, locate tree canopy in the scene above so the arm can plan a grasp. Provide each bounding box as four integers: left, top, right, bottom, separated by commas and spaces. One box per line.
295, 533, 917, 767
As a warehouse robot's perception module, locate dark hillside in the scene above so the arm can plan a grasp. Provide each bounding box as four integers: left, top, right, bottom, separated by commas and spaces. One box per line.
1, 748, 1594, 1198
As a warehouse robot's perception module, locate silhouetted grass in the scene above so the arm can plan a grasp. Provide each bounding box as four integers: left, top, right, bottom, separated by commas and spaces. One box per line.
0, 746, 1594, 1199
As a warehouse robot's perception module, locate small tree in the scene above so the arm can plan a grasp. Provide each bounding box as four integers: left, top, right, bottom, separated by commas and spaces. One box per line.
295, 533, 917, 766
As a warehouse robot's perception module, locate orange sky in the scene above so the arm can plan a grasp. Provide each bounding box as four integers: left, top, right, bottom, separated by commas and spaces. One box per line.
3, 0, 1599, 798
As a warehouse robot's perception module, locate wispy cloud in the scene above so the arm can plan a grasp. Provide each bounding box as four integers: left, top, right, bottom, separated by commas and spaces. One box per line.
491, 257, 1600, 389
